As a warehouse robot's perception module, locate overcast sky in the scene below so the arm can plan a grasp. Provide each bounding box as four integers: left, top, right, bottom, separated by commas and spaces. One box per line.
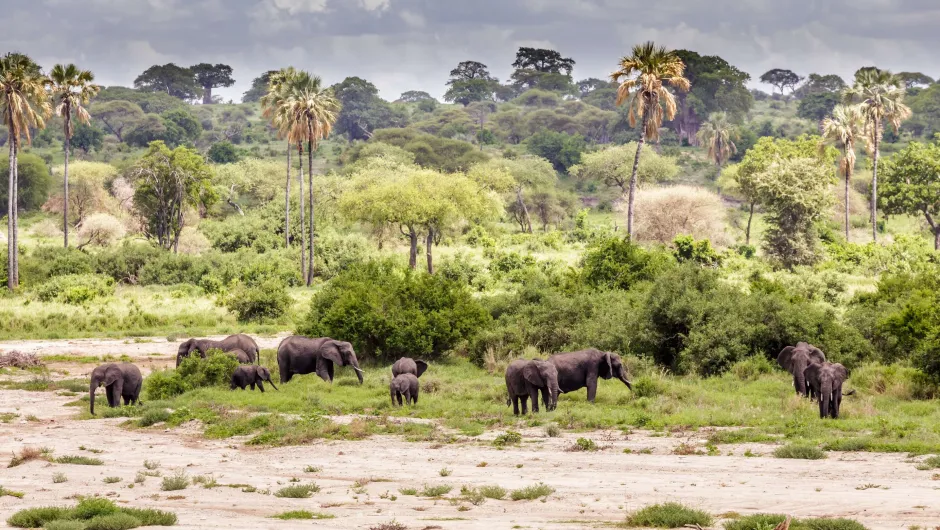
6, 0, 940, 102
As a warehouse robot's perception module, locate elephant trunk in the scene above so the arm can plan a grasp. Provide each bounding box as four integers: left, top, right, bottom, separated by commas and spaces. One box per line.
266, 377, 279, 391
89, 377, 99, 415
618, 367, 633, 390
821, 380, 832, 418
352, 364, 364, 384
795, 367, 807, 395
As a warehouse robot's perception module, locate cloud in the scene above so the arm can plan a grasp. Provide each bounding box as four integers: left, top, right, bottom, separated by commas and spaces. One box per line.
6, 0, 940, 102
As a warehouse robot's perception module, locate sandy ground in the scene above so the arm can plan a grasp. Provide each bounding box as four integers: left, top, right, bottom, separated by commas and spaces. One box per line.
1, 337, 939, 529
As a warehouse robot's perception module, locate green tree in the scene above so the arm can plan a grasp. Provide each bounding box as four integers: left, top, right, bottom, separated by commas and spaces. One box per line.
331, 76, 405, 140
1, 52, 50, 289
525, 131, 586, 172
843, 67, 912, 242
796, 73, 847, 96
242, 70, 278, 103
510, 49, 576, 94
92, 100, 144, 142
397, 90, 434, 103
797, 92, 841, 122
0, 152, 52, 216
71, 122, 104, 154
134, 63, 201, 101
759, 69, 802, 100
611, 42, 690, 237
696, 112, 737, 180
49, 63, 100, 247
896, 72, 934, 90
821, 104, 865, 241
469, 156, 556, 233
672, 50, 752, 144
190, 63, 234, 105
127, 141, 217, 251
881, 141, 940, 249
208, 141, 239, 164
570, 143, 679, 194
756, 157, 834, 268
161, 108, 201, 143
444, 61, 498, 106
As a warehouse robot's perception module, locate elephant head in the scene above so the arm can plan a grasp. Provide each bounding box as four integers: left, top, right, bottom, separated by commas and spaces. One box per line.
176, 339, 196, 367
322, 340, 364, 384
598, 351, 633, 390
778, 343, 827, 395
89, 364, 121, 416
804, 362, 848, 418
257, 366, 278, 391
524, 360, 562, 411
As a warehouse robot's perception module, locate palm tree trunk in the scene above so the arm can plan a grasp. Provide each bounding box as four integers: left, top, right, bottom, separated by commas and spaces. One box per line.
297, 144, 307, 284
627, 113, 651, 238
7, 137, 14, 291
307, 138, 314, 286
516, 188, 532, 233
426, 228, 434, 274
11, 142, 18, 288
871, 124, 880, 243
745, 202, 755, 246
844, 154, 851, 243
63, 114, 71, 248
284, 144, 291, 247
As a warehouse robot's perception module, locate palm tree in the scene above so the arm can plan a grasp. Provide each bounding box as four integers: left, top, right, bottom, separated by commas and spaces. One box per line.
696, 112, 738, 187
279, 72, 340, 285
843, 68, 911, 242
611, 42, 690, 237
821, 104, 865, 242
0, 53, 50, 290
260, 67, 298, 250
49, 64, 100, 247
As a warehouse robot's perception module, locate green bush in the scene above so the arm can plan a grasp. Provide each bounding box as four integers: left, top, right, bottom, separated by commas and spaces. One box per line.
581, 237, 672, 291
624, 502, 713, 528
43, 521, 85, 530
20, 247, 95, 285
34, 274, 114, 304
5, 499, 176, 529
223, 279, 291, 323
673, 235, 722, 267
274, 484, 319, 498
143, 370, 188, 401
509, 483, 554, 501
6, 506, 72, 528
0, 153, 52, 216
724, 514, 869, 530
72, 498, 118, 519
773, 444, 827, 460
298, 260, 490, 362
176, 351, 239, 389
119, 507, 176, 525
84, 513, 141, 530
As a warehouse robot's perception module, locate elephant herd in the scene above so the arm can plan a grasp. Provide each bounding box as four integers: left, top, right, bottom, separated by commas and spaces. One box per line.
777, 342, 851, 419
86, 334, 848, 421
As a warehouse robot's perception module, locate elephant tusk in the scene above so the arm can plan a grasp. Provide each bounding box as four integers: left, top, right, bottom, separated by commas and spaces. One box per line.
353, 367, 365, 374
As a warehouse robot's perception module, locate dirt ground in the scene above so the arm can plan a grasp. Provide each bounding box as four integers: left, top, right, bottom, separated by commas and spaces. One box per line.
1, 337, 939, 529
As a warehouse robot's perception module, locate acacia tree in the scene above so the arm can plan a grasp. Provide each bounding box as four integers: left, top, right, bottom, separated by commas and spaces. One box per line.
843, 68, 911, 242
611, 42, 690, 237
468, 156, 556, 233
134, 63, 201, 101
821, 104, 865, 241
696, 112, 738, 181
881, 141, 940, 250
570, 143, 679, 195
92, 100, 144, 142
127, 141, 217, 252
191, 63, 235, 105
0, 53, 50, 289
760, 69, 803, 100
49, 63, 100, 247
444, 61, 498, 106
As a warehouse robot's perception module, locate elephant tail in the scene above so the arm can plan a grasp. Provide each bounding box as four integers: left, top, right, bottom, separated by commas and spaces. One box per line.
844, 389, 856, 396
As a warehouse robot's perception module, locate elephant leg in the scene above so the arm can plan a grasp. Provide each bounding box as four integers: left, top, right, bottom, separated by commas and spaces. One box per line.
258, 381, 265, 393
397, 391, 403, 406
512, 397, 520, 416
586, 377, 598, 403
250, 383, 256, 391
123, 396, 130, 406
390, 389, 396, 407
539, 387, 549, 411
327, 363, 335, 382
521, 395, 528, 415
529, 389, 540, 413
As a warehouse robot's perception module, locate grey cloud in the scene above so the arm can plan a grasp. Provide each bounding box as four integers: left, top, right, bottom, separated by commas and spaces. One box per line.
4, 0, 940, 102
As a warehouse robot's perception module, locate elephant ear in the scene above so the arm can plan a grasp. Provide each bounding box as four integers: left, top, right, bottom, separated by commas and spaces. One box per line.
598, 352, 613, 379
415, 360, 429, 378
321, 341, 344, 366
832, 363, 848, 381
777, 346, 796, 371
523, 361, 545, 387
104, 367, 122, 386
807, 347, 826, 364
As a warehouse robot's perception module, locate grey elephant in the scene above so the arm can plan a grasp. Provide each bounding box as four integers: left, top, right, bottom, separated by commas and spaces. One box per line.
777, 342, 826, 397
803, 362, 848, 419
549, 349, 632, 403
227, 349, 252, 364
231, 365, 278, 392
276, 336, 364, 384
390, 373, 419, 406
176, 334, 260, 367
505, 359, 562, 415
90, 363, 142, 415
391, 357, 428, 378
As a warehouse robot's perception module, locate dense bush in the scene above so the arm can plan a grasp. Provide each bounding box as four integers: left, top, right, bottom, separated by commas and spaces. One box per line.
6, 498, 176, 529
224, 279, 291, 323
0, 153, 53, 215
298, 260, 490, 362
145, 351, 239, 400
34, 274, 115, 304
580, 237, 672, 290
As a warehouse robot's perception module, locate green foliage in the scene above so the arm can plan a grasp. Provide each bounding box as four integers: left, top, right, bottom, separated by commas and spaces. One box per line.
881, 141, 940, 247
420, 484, 452, 497
724, 514, 868, 530
299, 260, 490, 362
0, 152, 52, 215
581, 237, 673, 290
673, 235, 721, 267
526, 131, 586, 171
274, 484, 319, 498
624, 502, 713, 528
333, 77, 408, 141
798, 92, 841, 122
509, 483, 554, 501
54, 455, 103, 465
83, 513, 142, 530
272, 511, 334, 520
160, 470, 188, 491
207, 141, 239, 163
72, 122, 105, 154
572, 437, 598, 451
773, 443, 827, 460
6, 498, 176, 529
366, 128, 486, 172
223, 279, 290, 323
492, 431, 523, 447
42, 521, 84, 530
33, 274, 114, 304
145, 351, 239, 400
7, 506, 73, 528
571, 143, 679, 191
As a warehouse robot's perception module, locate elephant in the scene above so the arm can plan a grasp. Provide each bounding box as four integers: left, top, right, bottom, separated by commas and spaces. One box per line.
227, 349, 252, 364
391, 357, 428, 378
90, 363, 142, 415
777, 342, 826, 397
176, 334, 260, 367
276, 336, 364, 384
505, 359, 562, 415
230, 365, 278, 392
803, 362, 848, 419
548, 349, 632, 404
390, 373, 419, 406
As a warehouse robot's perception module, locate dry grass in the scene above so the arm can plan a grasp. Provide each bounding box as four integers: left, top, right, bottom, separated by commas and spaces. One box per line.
631, 185, 730, 247
0, 351, 44, 369
8, 446, 52, 467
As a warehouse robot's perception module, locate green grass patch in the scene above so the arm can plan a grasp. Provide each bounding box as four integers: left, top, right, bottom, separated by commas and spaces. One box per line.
273, 484, 319, 498
6, 498, 176, 529
773, 444, 827, 460
915, 455, 940, 470
623, 502, 713, 528
510, 483, 554, 501
54, 455, 104, 466
420, 484, 452, 497
723, 514, 868, 530
0, 485, 25, 498
271, 510, 334, 520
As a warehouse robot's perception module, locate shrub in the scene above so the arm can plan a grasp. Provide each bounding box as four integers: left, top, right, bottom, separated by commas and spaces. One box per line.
478, 485, 507, 499
420, 484, 452, 497
175, 227, 211, 255
224, 279, 291, 323
160, 470, 189, 491
298, 260, 490, 362
0, 152, 53, 216
33, 274, 114, 304
509, 483, 554, 501
624, 502, 713, 528
7, 507, 73, 528
724, 515, 868, 530
581, 237, 672, 291
83, 513, 141, 530
272, 511, 334, 520
493, 431, 522, 447
43, 521, 85, 530
176, 351, 239, 390
632, 186, 729, 247
54, 455, 104, 465
571, 438, 598, 451
143, 370, 188, 401
773, 444, 827, 460
673, 235, 722, 267
78, 213, 126, 248
29, 219, 63, 239
137, 407, 171, 427
73, 498, 119, 519
208, 141, 239, 164
274, 484, 319, 498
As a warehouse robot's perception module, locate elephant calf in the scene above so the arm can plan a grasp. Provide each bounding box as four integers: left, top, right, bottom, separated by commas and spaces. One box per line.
231, 365, 278, 393
505, 359, 562, 415
803, 362, 848, 419
227, 349, 252, 364
90, 363, 143, 415
390, 373, 419, 406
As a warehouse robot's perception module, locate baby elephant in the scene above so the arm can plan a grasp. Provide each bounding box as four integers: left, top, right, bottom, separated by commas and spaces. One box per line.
231, 365, 278, 393
227, 349, 253, 364
505, 359, 562, 415
390, 373, 419, 406
803, 362, 848, 419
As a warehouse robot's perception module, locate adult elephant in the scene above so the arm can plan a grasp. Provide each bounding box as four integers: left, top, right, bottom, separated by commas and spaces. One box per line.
803, 362, 848, 419
90, 363, 142, 415
549, 349, 632, 403
777, 342, 826, 397
505, 359, 562, 415
391, 357, 428, 378
276, 336, 364, 384
176, 334, 260, 367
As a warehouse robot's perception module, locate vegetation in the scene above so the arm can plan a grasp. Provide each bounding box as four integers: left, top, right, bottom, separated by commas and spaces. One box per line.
6, 498, 176, 529
623, 502, 713, 528
773, 443, 828, 460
